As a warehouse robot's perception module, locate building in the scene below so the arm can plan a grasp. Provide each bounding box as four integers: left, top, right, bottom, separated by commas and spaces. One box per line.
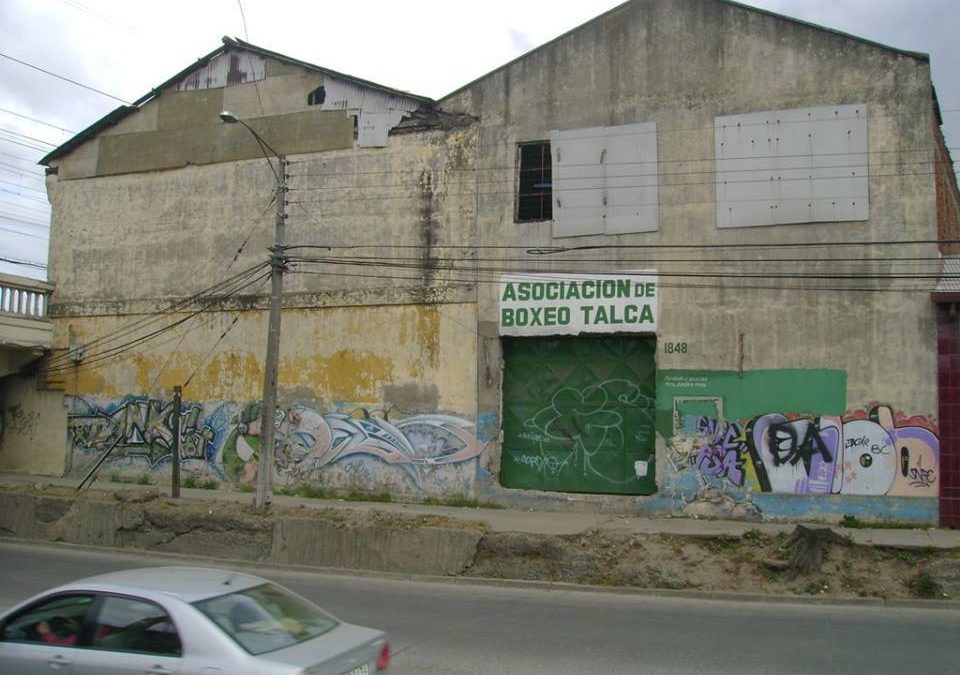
2, 0, 958, 526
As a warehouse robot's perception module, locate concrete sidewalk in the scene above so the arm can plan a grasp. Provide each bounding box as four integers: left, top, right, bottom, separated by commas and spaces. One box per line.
3, 472, 958, 550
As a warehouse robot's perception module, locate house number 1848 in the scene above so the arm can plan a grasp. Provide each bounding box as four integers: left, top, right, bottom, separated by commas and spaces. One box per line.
663, 342, 688, 354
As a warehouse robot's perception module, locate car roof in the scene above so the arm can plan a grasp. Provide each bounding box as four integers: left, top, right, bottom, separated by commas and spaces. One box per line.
56, 566, 267, 603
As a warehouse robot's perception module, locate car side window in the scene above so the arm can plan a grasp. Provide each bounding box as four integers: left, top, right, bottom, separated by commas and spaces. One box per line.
0, 593, 94, 647
90, 595, 182, 657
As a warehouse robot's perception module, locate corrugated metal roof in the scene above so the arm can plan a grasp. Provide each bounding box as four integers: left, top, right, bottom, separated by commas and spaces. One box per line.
933, 256, 960, 293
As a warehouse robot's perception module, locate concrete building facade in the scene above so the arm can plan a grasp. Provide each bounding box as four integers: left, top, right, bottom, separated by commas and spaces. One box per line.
3, 0, 958, 525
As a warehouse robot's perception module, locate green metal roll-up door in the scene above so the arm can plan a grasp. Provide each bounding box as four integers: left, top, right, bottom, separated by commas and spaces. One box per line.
501, 335, 657, 495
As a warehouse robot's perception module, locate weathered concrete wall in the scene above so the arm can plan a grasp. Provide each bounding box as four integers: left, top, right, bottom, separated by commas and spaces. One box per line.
0, 491, 480, 576
49, 302, 481, 497
273, 518, 481, 574
0, 375, 66, 476
440, 0, 941, 518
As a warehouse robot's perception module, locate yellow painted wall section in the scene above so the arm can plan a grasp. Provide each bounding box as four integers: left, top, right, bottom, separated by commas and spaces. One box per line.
51, 303, 477, 415
0, 377, 67, 476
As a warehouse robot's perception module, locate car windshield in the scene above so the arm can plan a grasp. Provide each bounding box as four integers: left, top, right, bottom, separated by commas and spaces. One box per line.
193, 583, 338, 655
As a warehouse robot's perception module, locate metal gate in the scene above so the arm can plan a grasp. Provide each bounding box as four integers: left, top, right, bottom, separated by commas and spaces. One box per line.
501, 335, 657, 495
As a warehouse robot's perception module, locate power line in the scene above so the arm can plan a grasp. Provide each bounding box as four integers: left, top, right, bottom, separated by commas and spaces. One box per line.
41, 265, 271, 375
41, 262, 269, 371
0, 107, 76, 134
0, 51, 130, 104
0, 255, 46, 269
0, 178, 47, 196
0, 127, 56, 148
0, 136, 50, 152
0, 222, 49, 239
183, 315, 241, 389
291, 266, 937, 295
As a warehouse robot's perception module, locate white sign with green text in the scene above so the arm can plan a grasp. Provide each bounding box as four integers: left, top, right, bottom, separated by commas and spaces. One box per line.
499, 272, 658, 336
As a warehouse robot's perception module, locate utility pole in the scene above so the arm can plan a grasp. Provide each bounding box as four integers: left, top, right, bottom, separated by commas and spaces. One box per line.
218, 111, 286, 512
171, 385, 181, 498
255, 155, 287, 511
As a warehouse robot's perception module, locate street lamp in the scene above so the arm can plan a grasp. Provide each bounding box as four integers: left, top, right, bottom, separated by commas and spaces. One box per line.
220, 110, 287, 512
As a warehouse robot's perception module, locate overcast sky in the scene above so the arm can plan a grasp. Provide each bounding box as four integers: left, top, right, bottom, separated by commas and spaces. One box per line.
1, 0, 957, 281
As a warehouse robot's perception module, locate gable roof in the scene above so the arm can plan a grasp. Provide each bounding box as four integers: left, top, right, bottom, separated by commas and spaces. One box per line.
40, 36, 434, 166
439, 0, 930, 102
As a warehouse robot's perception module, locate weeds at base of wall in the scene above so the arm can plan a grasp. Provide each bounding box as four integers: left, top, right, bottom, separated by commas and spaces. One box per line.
181, 475, 219, 490
109, 472, 154, 486
273, 484, 393, 503
907, 570, 947, 599
422, 495, 505, 509
840, 515, 930, 530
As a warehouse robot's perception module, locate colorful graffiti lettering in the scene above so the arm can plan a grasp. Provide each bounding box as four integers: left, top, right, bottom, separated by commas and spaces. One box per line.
67, 396, 484, 494
694, 417, 747, 486
677, 405, 938, 497
68, 397, 216, 466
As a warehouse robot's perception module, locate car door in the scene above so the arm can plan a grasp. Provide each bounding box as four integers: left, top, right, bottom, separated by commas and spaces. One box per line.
74, 594, 183, 675
0, 592, 96, 674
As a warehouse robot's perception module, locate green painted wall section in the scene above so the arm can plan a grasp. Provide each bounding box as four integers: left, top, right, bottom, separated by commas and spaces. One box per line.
656, 369, 847, 437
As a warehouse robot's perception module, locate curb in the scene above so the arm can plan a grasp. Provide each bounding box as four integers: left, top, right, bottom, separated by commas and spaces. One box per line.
2, 537, 958, 611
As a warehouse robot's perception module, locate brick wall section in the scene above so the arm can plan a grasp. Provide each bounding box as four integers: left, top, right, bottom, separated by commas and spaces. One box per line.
937, 305, 960, 528
935, 109, 960, 256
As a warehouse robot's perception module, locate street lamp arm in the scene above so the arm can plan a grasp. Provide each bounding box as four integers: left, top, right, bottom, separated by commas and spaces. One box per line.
219, 110, 282, 180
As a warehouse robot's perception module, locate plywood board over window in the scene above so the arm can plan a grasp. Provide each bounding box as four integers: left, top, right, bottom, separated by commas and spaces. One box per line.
715, 103, 869, 228
550, 122, 659, 238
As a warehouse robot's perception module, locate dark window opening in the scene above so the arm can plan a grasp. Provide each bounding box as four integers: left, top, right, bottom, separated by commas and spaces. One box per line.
516, 142, 552, 222
307, 86, 326, 106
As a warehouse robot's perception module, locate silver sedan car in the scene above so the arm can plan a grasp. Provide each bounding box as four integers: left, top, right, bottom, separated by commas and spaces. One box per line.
0, 566, 390, 674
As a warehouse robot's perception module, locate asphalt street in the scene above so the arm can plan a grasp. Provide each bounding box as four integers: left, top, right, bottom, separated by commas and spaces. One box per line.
1, 541, 957, 674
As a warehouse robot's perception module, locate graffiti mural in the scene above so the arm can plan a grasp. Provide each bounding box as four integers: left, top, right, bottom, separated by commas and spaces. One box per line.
221, 403, 485, 492
675, 405, 938, 497
67, 396, 484, 495
68, 396, 222, 469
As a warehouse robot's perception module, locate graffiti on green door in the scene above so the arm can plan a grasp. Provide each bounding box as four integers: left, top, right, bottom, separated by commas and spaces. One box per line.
501, 336, 657, 494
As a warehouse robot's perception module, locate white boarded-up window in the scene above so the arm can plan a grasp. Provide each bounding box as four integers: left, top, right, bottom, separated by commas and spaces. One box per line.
551, 123, 659, 237
715, 104, 868, 228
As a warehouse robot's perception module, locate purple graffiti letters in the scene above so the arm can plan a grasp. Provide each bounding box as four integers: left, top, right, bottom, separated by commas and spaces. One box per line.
684, 405, 938, 497
694, 416, 746, 486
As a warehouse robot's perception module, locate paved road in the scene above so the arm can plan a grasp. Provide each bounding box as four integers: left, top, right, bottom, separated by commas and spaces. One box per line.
1, 541, 957, 674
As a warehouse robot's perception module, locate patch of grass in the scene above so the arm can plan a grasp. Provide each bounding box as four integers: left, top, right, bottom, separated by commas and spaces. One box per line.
842, 575, 867, 591
840, 515, 927, 529
840, 515, 866, 528
108, 471, 124, 483
742, 528, 770, 544
704, 537, 741, 554
343, 490, 392, 503
277, 484, 331, 499
422, 495, 505, 509
907, 570, 944, 599
182, 474, 198, 489
237, 483, 255, 493
801, 578, 831, 595
135, 473, 152, 485
199, 479, 219, 490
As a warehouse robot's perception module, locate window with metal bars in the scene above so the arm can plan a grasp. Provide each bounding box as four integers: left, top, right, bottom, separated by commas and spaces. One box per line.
516, 142, 552, 222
